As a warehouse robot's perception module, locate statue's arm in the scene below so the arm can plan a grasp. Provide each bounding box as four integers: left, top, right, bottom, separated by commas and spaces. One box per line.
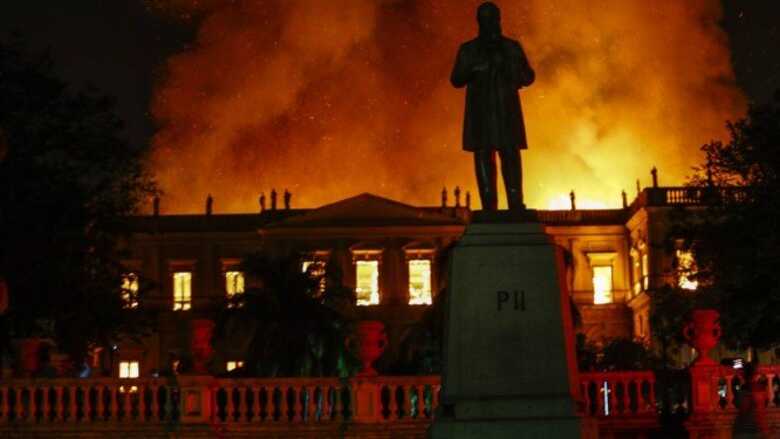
450, 45, 473, 88
509, 41, 535, 89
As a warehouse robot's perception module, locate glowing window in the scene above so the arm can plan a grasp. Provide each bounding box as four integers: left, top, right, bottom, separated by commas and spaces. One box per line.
121, 273, 139, 309
641, 253, 649, 291
225, 271, 245, 298
592, 266, 613, 305
356, 260, 379, 306
119, 361, 139, 378
408, 259, 432, 305
302, 260, 327, 294
676, 250, 698, 290
226, 361, 244, 372
173, 272, 192, 311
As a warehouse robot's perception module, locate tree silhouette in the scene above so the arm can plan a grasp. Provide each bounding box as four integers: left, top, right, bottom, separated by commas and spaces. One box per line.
0, 37, 156, 368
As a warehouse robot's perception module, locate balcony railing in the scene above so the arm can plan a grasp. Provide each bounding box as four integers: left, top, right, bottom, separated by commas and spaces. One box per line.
0, 375, 440, 428
710, 365, 780, 412
579, 371, 657, 418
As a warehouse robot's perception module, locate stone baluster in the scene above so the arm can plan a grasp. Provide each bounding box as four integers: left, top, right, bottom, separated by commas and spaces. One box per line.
150, 384, 159, 421
0, 387, 7, 423
293, 385, 304, 423
308, 386, 318, 422
68, 386, 78, 423
298, 385, 308, 422
109, 386, 119, 421
581, 381, 591, 415
15, 386, 24, 421
609, 380, 619, 416
270, 387, 281, 423
624, 379, 633, 415
224, 385, 235, 423
27, 386, 38, 423
320, 386, 331, 422
138, 385, 147, 422
122, 388, 133, 421
236, 386, 247, 422
401, 384, 412, 419
331, 386, 343, 422
432, 384, 440, 418
416, 386, 426, 419
386, 384, 398, 421
83, 385, 92, 422
251, 386, 262, 423
41, 386, 50, 423
94, 386, 105, 420
647, 377, 657, 414
769, 372, 778, 409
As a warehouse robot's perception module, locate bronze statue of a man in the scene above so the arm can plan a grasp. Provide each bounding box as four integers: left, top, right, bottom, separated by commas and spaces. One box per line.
451, 1, 535, 210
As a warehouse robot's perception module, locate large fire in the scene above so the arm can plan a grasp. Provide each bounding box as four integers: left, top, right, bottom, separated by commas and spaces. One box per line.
148, 0, 745, 213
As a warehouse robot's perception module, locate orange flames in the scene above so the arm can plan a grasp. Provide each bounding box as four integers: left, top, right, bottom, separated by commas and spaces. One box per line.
148, 0, 745, 213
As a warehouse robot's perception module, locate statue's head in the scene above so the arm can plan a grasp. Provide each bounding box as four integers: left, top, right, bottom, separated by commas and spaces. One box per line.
477, 2, 501, 39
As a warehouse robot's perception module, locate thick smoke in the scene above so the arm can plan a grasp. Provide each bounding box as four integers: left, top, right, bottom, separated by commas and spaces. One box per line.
149, 0, 745, 213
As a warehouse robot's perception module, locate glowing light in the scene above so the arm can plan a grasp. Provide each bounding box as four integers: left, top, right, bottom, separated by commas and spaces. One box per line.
119, 361, 139, 379
356, 260, 379, 306
592, 266, 613, 305
547, 194, 609, 210
408, 259, 432, 305
121, 273, 139, 309
302, 260, 327, 295
173, 271, 192, 311
676, 250, 698, 290
225, 271, 245, 298
226, 361, 244, 371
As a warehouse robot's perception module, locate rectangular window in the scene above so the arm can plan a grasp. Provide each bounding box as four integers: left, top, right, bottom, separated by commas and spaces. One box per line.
676, 250, 698, 290
408, 259, 432, 305
592, 265, 613, 305
225, 271, 245, 298
173, 271, 192, 311
119, 361, 139, 378
302, 260, 327, 295
226, 361, 244, 372
356, 260, 379, 306
641, 253, 649, 291
121, 273, 139, 309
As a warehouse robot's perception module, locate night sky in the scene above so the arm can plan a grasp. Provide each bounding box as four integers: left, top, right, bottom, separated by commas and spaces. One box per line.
1, 1, 778, 151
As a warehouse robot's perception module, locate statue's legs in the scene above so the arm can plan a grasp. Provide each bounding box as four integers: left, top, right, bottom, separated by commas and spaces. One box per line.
499, 148, 525, 210
474, 149, 498, 210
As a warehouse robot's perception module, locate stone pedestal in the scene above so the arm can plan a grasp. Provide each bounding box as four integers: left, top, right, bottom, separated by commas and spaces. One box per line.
430, 221, 592, 438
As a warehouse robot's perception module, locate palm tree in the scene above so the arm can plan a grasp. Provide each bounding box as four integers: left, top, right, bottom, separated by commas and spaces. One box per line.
214, 252, 359, 377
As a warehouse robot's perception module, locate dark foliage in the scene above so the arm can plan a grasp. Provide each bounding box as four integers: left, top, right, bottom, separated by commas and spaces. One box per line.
682, 95, 780, 353
0, 38, 156, 365
577, 336, 658, 371
214, 253, 358, 377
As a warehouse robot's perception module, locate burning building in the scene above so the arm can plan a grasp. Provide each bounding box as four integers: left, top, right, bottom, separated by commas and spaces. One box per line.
91, 180, 713, 377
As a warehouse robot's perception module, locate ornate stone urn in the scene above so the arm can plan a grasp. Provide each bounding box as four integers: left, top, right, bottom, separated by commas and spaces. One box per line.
351, 321, 388, 377
191, 319, 215, 374
684, 309, 721, 366
17, 338, 41, 377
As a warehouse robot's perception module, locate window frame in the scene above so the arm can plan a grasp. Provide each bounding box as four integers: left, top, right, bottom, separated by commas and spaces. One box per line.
351, 248, 383, 306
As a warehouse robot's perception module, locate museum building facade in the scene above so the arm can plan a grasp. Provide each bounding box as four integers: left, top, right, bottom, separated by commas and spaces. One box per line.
107, 186, 699, 379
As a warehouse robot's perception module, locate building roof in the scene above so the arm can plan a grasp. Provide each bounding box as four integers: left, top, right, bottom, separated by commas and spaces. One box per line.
262, 193, 467, 229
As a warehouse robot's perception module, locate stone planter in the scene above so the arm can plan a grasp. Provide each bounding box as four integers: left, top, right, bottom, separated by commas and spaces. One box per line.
350, 321, 388, 377
191, 319, 215, 374
684, 309, 721, 366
